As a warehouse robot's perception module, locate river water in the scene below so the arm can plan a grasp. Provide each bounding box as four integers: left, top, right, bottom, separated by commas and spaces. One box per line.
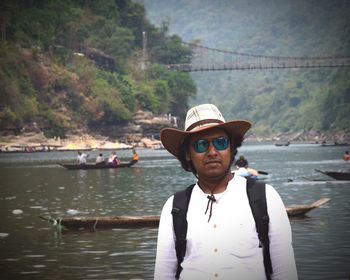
0, 143, 349, 280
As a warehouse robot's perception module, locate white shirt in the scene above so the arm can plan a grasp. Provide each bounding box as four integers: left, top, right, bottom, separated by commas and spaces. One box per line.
154, 175, 298, 280
77, 153, 88, 164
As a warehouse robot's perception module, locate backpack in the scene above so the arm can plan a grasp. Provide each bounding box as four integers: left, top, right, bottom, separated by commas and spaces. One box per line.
171, 177, 272, 280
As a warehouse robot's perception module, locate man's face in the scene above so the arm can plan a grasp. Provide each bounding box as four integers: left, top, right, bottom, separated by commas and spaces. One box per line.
187, 128, 232, 181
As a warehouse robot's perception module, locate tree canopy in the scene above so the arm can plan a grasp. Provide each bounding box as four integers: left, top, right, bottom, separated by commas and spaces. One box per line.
0, 0, 196, 137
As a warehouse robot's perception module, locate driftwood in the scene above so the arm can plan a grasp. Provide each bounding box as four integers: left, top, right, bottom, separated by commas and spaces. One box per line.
40, 198, 330, 230
285, 198, 330, 217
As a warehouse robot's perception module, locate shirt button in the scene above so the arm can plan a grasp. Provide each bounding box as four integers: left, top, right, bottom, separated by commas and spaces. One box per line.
214, 248, 218, 253
213, 224, 217, 228
214, 273, 219, 277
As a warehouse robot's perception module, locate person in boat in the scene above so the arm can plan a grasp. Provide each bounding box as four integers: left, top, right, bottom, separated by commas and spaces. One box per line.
76, 151, 89, 165
95, 153, 106, 165
132, 148, 139, 163
154, 103, 297, 279
234, 155, 259, 178
108, 151, 120, 166
343, 150, 349, 161
235, 154, 248, 167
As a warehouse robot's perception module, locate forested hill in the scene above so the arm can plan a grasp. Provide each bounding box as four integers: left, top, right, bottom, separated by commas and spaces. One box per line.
139, 0, 350, 136
0, 0, 196, 138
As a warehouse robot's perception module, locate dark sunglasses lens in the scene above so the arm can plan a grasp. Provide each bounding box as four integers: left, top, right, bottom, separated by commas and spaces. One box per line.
212, 137, 229, 150
193, 139, 209, 153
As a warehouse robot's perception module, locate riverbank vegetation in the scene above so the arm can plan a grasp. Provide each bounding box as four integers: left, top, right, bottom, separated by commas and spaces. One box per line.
0, 0, 196, 138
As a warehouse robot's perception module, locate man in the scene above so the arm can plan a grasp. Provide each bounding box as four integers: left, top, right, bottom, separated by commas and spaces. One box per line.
95, 153, 105, 165
154, 104, 297, 279
234, 155, 259, 178
76, 151, 89, 165
235, 155, 249, 168
108, 151, 120, 165
132, 148, 139, 162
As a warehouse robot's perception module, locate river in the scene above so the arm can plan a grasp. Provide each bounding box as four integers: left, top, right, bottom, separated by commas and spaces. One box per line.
0, 143, 349, 280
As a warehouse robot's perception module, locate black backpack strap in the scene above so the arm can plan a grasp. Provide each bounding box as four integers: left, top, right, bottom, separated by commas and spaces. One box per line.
171, 184, 195, 279
246, 177, 272, 280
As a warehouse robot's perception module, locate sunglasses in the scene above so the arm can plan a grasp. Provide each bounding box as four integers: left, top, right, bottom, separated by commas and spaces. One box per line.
192, 136, 230, 153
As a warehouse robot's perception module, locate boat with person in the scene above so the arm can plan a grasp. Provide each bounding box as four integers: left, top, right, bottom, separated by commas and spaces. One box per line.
274, 141, 290, 147
59, 160, 137, 170
40, 197, 330, 230
315, 169, 350, 180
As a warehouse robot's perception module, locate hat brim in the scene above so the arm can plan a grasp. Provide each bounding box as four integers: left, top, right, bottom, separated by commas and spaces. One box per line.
160, 120, 252, 159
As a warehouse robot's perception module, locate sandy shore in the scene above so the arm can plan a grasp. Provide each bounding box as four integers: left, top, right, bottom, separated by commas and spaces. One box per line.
1, 130, 349, 152
0, 132, 162, 152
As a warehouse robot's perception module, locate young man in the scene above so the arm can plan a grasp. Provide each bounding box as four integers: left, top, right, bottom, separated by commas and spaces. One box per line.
76, 151, 89, 165
154, 104, 298, 280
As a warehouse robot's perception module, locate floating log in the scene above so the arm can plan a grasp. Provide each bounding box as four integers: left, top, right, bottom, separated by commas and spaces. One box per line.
40, 198, 330, 230
285, 198, 330, 217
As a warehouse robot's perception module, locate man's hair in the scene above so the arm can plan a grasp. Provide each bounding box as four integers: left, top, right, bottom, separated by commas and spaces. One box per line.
178, 130, 243, 173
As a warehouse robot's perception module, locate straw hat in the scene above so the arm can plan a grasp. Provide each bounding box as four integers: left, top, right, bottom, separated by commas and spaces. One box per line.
160, 104, 252, 159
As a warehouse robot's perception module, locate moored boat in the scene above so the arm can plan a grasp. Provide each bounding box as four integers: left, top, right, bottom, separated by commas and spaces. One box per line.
286, 198, 330, 216
274, 141, 290, 147
315, 169, 350, 180
59, 160, 137, 170
40, 215, 159, 229
41, 198, 330, 230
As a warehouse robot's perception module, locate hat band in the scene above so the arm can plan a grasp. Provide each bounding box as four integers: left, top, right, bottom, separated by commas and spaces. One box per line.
186, 119, 224, 132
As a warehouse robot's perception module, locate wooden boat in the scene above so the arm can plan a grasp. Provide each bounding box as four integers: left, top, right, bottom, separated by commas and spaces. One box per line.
40, 215, 159, 229
60, 160, 137, 170
315, 169, 350, 180
274, 141, 290, 147
41, 198, 330, 230
286, 198, 330, 217
321, 141, 349, 147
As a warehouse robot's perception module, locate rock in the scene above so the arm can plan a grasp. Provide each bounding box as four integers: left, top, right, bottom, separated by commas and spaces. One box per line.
12, 209, 23, 215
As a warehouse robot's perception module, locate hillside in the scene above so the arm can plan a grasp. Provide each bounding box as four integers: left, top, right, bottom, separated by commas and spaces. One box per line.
139, 0, 350, 137
0, 0, 196, 140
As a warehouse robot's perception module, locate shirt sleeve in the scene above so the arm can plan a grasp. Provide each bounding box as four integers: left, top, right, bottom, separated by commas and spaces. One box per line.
266, 184, 298, 280
154, 195, 177, 280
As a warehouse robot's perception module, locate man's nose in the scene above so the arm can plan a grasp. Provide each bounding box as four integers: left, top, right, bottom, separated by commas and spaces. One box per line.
206, 141, 218, 154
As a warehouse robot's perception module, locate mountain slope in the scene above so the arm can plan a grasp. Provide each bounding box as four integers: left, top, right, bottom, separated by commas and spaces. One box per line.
0, 0, 196, 138
138, 0, 350, 135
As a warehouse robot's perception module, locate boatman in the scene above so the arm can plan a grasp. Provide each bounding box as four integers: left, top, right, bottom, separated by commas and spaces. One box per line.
76, 151, 89, 165
154, 104, 298, 280
132, 148, 139, 162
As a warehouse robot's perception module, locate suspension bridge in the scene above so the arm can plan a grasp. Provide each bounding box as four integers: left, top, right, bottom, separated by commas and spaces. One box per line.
166, 42, 350, 72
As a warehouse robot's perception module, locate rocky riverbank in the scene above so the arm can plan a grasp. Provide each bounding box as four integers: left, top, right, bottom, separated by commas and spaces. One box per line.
0, 132, 165, 152
248, 130, 350, 144
0, 110, 171, 152
1, 129, 349, 153
0, 109, 349, 152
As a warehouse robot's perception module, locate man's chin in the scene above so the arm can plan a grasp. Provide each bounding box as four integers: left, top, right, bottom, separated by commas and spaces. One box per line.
202, 170, 227, 181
